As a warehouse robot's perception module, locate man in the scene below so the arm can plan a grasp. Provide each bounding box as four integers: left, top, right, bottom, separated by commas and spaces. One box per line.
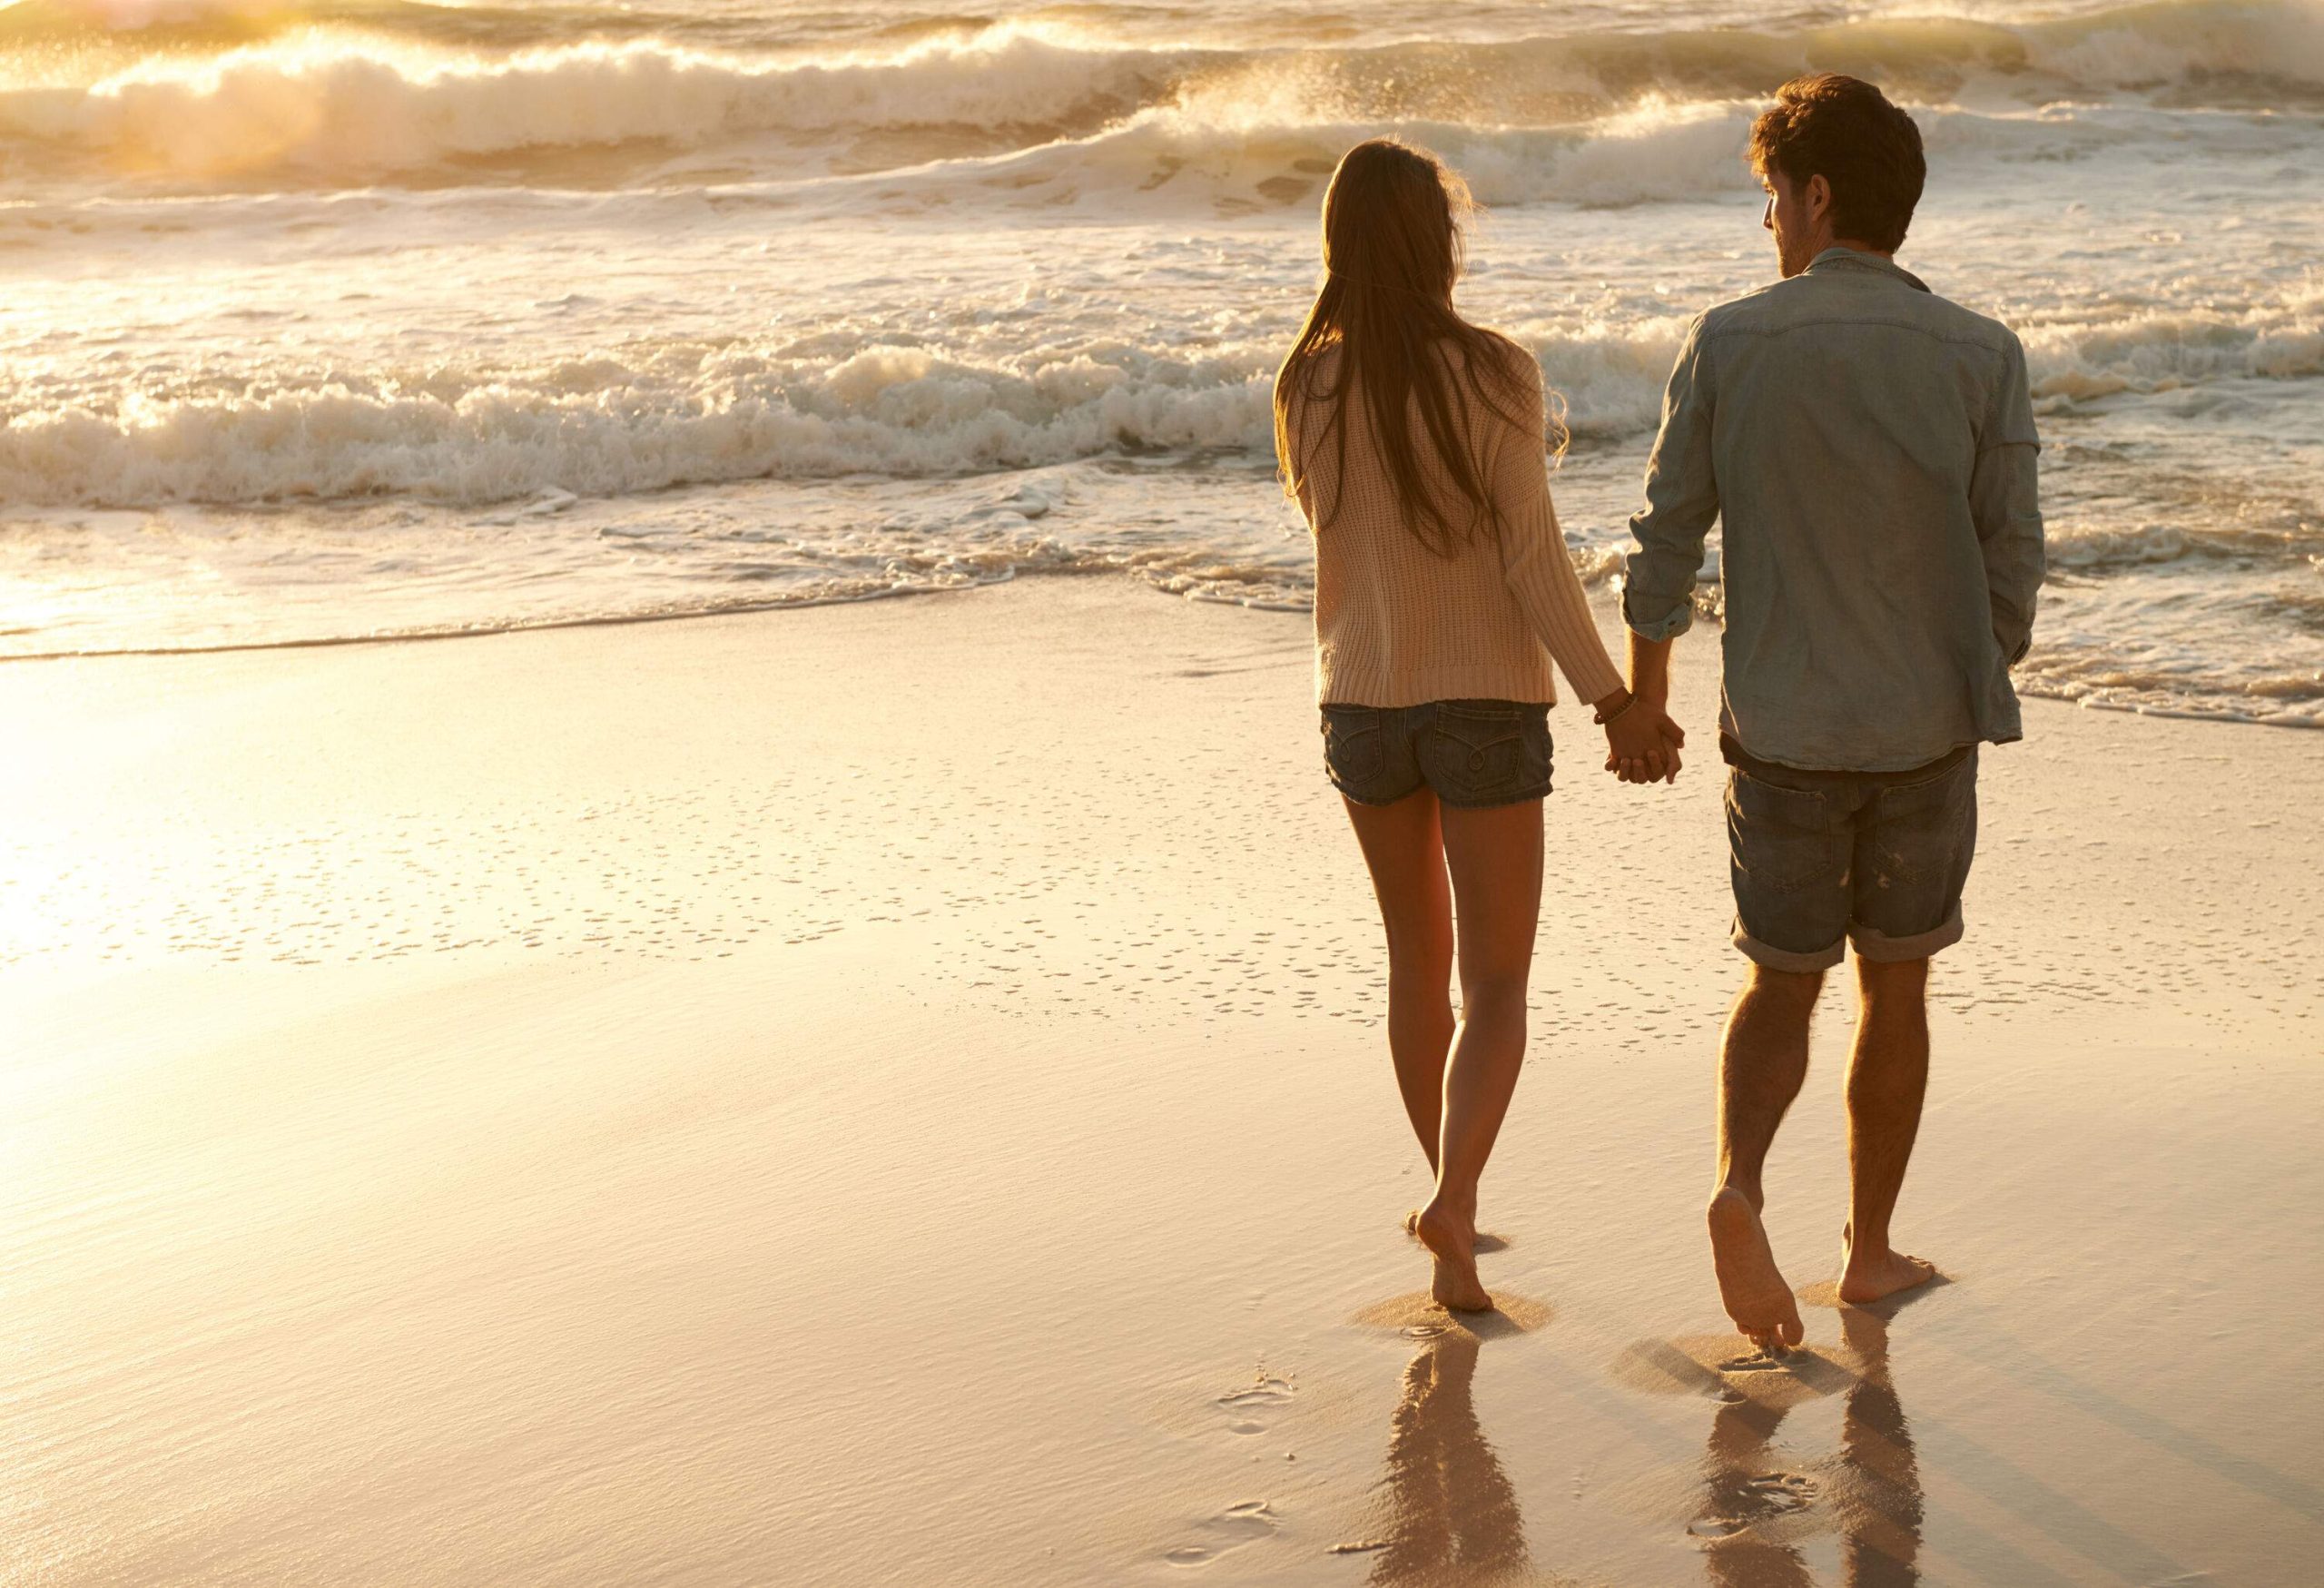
1616, 74, 2046, 1353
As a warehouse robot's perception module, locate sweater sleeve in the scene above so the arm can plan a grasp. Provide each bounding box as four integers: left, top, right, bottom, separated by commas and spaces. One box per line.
1493, 363, 1625, 707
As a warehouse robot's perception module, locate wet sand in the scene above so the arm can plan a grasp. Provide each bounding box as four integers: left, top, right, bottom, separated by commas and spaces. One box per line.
4, 577, 2321, 1585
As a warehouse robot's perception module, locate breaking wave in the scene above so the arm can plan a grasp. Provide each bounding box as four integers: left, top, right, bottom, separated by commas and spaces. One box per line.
1, 0, 2317, 186
5, 288, 2317, 509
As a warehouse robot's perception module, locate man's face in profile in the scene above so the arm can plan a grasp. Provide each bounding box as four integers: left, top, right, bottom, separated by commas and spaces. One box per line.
1761, 169, 1826, 279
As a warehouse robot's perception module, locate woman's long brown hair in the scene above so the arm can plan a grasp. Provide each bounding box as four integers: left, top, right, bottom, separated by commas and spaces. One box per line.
1273, 138, 1548, 556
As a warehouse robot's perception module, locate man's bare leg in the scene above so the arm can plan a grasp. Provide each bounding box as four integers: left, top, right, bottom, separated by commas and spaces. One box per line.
1709, 965, 1821, 1351
1341, 792, 1459, 1174
1413, 798, 1543, 1313
1840, 957, 1938, 1306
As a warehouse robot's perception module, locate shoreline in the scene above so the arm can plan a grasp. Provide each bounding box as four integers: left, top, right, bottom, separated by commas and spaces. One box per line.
5, 576, 2320, 1584
7, 567, 2320, 737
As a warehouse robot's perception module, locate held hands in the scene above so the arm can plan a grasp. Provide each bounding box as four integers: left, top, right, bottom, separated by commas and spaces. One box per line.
1593, 687, 1686, 785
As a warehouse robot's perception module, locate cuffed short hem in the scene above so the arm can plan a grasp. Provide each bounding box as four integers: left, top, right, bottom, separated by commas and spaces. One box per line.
1731, 919, 1846, 973
1850, 907, 1965, 963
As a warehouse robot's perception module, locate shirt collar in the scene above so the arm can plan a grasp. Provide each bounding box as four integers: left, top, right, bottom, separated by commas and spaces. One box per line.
1805, 246, 1930, 293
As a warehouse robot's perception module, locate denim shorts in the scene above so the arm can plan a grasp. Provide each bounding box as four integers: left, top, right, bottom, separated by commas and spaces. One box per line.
1724, 737, 1978, 972
1320, 699, 1552, 809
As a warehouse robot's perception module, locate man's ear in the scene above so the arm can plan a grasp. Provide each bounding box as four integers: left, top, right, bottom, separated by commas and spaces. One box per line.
1805, 173, 1833, 227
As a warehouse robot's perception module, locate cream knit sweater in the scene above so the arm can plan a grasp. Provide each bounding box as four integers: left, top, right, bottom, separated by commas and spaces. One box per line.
1284, 341, 1625, 711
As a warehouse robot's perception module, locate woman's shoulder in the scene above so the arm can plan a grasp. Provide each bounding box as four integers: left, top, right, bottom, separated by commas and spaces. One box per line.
1276, 341, 1346, 429
1455, 329, 1544, 400
1432, 331, 1544, 450
1279, 340, 1344, 386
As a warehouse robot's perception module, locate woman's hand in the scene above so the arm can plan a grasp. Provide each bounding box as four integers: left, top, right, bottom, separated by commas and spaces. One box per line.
1594, 687, 1686, 784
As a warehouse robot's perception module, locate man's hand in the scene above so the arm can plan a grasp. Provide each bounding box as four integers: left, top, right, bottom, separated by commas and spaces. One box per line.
1600, 630, 1685, 784
1602, 701, 1686, 784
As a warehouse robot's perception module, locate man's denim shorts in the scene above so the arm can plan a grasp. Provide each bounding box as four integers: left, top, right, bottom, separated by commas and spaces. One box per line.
1320, 699, 1552, 809
1724, 738, 1978, 972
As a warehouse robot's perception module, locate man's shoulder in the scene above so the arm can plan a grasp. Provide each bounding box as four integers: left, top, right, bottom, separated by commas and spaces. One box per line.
1908, 287, 2024, 358
1692, 282, 1784, 339
1697, 271, 2022, 360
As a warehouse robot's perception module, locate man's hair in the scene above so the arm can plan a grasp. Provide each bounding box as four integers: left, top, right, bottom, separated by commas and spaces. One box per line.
1748, 74, 1925, 253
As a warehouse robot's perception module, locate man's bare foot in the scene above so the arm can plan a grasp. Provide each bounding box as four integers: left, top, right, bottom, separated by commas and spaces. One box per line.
1707, 1188, 1804, 1352
1838, 1244, 1937, 1307
1414, 1199, 1493, 1313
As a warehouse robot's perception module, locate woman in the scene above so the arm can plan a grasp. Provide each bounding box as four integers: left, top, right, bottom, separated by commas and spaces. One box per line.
1275, 139, 1682, 1312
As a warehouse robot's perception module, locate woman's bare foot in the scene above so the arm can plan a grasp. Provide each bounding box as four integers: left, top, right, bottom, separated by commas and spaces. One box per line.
1405, 1209, 1505, 1254
1707, 1187, 1804, 1352
1838, 1242, 1937, 1307
1414, 1198, 1493, 1312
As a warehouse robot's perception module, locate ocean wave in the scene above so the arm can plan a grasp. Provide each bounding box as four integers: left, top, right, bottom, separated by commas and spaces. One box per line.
0, 94, 2292, 236
0, 340, 1275, 508
0, 0, 819, 52
7, 284, 2319, 509
0, 326, 1682, 508
2026, 301, 2324, 402
879, 102, 1768, 220
2045, 517, 2323, 572
1, 0, 2316, 186
0, 34, 1186, 182
778, 92, 2309, 220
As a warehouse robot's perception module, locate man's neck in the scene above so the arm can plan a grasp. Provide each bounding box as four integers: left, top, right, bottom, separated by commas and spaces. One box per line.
1828, 238, 1896, 262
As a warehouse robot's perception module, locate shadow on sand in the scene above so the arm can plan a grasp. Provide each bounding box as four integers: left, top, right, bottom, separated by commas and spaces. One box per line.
1690, 1300, 1929, 1588
1353, 1324, 1531, 1586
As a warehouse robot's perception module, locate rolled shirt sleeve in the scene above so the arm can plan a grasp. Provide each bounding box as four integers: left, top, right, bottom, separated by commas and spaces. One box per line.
1621, 313, 1720, 642
1971, 333, 2045, 665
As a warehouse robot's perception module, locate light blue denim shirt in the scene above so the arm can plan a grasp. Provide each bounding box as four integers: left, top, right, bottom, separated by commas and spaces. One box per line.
1621, 247, 2045, 772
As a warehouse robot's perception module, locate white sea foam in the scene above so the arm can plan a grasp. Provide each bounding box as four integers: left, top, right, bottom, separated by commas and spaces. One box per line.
0, 342, 1275, 507
9, 286, 2316, 510
2027, 301, 2324, 402
3, 332, 1676, 508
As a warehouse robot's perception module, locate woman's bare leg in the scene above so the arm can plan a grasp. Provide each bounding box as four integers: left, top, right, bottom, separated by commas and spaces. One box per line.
1341, 791, 1459, 1171
1414, 798, 1543, 1311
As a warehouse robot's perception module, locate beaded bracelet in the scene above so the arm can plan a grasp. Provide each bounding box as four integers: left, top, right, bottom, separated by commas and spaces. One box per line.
1594, 691, 1639, 726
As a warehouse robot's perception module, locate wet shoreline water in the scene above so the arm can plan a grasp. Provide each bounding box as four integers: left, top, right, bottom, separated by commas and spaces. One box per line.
1, 0, 2318, 723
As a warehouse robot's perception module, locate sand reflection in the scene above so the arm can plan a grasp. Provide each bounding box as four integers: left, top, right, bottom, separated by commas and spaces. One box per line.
1364, 1326, 1529, 1586
1695, 1307, 1924, 1587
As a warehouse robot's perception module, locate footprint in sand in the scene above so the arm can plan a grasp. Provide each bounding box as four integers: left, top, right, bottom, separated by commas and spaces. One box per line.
1216, 1376, 1295, 1408
1689, 1472, 1817, 1540
1163, 1500, 1279, 1566
1215, 1372, 1295, 1435
1746, 1472, 1817, 1509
